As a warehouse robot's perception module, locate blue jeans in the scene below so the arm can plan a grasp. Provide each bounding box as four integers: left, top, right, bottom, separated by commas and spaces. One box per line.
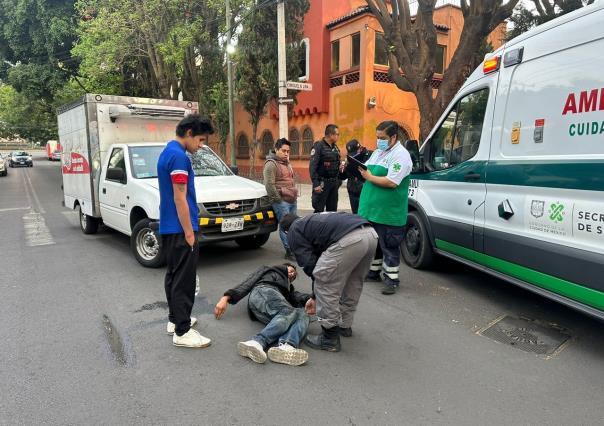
248, 286, 309, 348
272, 200, 297, 251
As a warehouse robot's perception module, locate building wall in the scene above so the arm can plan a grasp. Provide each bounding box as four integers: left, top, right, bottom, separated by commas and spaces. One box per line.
223, 1, 507, 182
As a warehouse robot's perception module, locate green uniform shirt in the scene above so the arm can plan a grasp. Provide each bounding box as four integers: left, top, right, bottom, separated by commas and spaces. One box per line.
358, 142, 413, 226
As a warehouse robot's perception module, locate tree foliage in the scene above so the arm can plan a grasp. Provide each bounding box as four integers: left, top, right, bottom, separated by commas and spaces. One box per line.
507, 0, 594, 40
236, 0, 309, 176
366, 0, 518, 141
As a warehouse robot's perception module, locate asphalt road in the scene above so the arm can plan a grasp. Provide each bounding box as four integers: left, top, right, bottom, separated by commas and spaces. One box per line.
1, 152, 603, 425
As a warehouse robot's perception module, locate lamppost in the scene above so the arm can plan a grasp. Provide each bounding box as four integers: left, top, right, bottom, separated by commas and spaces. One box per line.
226, 0, 237, 170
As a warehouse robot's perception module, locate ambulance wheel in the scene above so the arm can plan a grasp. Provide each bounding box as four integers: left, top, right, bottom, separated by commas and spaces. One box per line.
78, 205, 99, 235
235, 233, 270, 249
401, 210, 434, 269
131, 218, 166, 268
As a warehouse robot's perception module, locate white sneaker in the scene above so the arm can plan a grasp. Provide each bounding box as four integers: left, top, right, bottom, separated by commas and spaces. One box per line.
172, 328, 211, 348
166, 317, 197, 335
267, 343, 308, 366
237, 340, 267, 364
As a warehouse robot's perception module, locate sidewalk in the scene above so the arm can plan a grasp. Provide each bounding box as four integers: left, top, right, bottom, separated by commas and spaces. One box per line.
295, 182, 351, 212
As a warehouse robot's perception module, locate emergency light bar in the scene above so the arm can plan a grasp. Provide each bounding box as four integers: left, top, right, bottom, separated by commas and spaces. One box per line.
483, 56, 501, 74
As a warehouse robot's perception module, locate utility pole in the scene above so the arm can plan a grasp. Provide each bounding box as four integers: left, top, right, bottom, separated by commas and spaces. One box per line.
226, 0, 236, 167
277, 0, 288, 139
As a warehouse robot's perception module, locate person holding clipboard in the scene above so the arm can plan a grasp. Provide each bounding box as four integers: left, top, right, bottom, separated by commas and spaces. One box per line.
339, 140, 372, 214
358, 121, 413, 295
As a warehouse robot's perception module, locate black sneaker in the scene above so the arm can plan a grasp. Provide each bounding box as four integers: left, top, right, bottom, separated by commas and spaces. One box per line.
365, 272, 382, 282
381, 283, 396, 295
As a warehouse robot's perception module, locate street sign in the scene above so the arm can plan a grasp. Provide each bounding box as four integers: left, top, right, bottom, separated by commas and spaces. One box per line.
278, 98, 294, 104
286, 81, 313, 91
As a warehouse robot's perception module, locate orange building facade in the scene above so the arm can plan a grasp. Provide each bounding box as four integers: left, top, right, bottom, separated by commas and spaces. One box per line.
217, 0, 506, 182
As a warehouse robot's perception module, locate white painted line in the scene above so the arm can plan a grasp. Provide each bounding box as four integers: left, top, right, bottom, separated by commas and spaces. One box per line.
23, 169, 45, 213
0, 207, 31, 213
22, 210, 55, 247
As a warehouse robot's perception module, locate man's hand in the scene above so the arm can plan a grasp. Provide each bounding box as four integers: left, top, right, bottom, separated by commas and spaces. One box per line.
313, 185, 323, 194
305, 298, 316, 315
185, 232, 196, 248
214, 296, 230, 319
359, 167, 372, 181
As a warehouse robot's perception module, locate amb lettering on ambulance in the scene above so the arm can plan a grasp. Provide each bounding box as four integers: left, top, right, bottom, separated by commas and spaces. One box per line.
402, 3, 604, 322
563, 88, 604, 136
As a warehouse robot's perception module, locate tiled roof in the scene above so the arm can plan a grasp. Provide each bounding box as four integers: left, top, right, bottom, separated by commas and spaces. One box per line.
326, 6, 449, 32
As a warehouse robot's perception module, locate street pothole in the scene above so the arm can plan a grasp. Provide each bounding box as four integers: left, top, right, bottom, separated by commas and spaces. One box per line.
102, 314, 134, 367
478, 315, 571, 357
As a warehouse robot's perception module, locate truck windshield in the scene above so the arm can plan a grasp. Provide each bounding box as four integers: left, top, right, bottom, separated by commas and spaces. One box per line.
129, 145, 232, 179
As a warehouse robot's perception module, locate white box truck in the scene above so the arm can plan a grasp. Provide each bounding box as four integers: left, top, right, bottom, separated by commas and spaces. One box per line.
402, 4, 604, 320
58, 94, 277, 267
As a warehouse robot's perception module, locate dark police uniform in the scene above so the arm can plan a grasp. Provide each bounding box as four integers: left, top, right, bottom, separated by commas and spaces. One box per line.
340, 147, 372, 214
309, 139, 341, 213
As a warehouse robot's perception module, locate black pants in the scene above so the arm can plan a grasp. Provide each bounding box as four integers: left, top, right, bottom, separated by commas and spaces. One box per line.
312, 179, 339, 213
163, 232, 199, 336
368, 223, 404, 287
348, 192, 361, 214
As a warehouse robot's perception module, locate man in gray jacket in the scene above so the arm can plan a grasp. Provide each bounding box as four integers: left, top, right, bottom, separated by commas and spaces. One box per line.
280, 212, 378, 352
263, 138, 298, 260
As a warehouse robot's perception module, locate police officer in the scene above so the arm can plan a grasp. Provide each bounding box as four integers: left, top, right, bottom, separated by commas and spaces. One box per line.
309, 124, 341, 213
340, 139, 372, 214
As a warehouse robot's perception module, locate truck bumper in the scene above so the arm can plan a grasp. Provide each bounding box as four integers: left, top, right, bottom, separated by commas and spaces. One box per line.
196, 209, 278, 244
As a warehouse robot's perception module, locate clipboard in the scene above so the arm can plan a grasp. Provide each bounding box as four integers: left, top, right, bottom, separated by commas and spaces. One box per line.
347, 155, 368, 170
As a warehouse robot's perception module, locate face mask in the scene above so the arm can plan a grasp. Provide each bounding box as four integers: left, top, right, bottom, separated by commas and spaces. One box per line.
377, 138, 389, 151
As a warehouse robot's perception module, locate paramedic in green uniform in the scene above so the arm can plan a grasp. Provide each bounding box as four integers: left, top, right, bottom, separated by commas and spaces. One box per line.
358, 121, 413, 295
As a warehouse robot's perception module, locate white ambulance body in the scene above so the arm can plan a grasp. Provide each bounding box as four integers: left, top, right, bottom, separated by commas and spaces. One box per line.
404, 4, 604, 320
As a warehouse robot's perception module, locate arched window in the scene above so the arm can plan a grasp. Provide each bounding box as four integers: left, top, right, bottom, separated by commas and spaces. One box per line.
302, 127, 314, 157
261, 130, 274, 158
289, 128, 300, 158
236, 133, 249, 158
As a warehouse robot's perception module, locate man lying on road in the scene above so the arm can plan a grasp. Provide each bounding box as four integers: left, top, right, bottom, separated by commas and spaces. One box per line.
214, 263, 314, 366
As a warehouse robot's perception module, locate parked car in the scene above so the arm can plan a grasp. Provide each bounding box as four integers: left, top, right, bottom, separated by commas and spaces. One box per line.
0, 154, 7, 176
9, 151, 33, 167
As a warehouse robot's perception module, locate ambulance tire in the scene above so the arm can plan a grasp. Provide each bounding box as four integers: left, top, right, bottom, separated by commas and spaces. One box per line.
235, 233, 271, 250
131, 218, 166, 268
78, 204, 99, 235
401, 210, 434, 269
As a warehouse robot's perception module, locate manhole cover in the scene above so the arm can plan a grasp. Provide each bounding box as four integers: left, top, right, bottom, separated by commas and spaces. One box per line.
479, 316, 570, 356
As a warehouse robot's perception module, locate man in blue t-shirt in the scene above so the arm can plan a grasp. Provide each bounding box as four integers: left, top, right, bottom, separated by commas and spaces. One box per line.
157, 114, 214, 348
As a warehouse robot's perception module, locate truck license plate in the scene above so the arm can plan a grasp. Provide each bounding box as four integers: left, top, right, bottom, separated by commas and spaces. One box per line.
221, 217, 244, 232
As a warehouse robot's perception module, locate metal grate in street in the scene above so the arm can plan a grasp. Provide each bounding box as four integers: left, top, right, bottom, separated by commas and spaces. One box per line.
479, 316, 571, 357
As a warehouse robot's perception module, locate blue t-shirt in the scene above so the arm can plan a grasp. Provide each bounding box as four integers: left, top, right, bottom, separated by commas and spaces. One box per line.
157, 140, 199, 234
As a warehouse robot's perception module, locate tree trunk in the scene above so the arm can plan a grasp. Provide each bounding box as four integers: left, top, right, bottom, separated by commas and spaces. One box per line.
249, 122, 258, 179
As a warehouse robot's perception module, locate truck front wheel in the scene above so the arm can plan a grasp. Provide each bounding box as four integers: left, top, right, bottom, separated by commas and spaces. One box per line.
78, 205, 99, 234
131, 218, 166, 268
401, 210, 435, 269
235, 233, 271, 249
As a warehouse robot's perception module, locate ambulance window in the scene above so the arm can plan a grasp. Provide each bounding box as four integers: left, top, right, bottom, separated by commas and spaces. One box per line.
429, 88, 489, 170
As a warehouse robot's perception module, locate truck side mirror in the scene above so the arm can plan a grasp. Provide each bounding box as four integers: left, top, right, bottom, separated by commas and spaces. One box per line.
403, 140, 420, 172
106, 167, 126, 183
229, 165, 239, 176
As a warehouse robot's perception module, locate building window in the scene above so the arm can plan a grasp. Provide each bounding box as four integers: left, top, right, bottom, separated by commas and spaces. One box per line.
435, 44, 446, 74
331, 40, 340, 73
299, 38, 310, 81
351, 32, 361, 68
236, 133, 249, 158
289, 128, 301, 158
375, 32, 389, 66
302, 127, 314, 157
261, 130, 274, 158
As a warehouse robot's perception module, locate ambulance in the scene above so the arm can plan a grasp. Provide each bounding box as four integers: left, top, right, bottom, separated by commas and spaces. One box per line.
403, 3, 604, 320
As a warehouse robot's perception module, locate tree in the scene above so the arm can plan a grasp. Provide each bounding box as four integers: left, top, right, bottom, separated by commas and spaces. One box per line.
235, 0, 309, 177
508, 0, 594, 40
365, 0, 519, 141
